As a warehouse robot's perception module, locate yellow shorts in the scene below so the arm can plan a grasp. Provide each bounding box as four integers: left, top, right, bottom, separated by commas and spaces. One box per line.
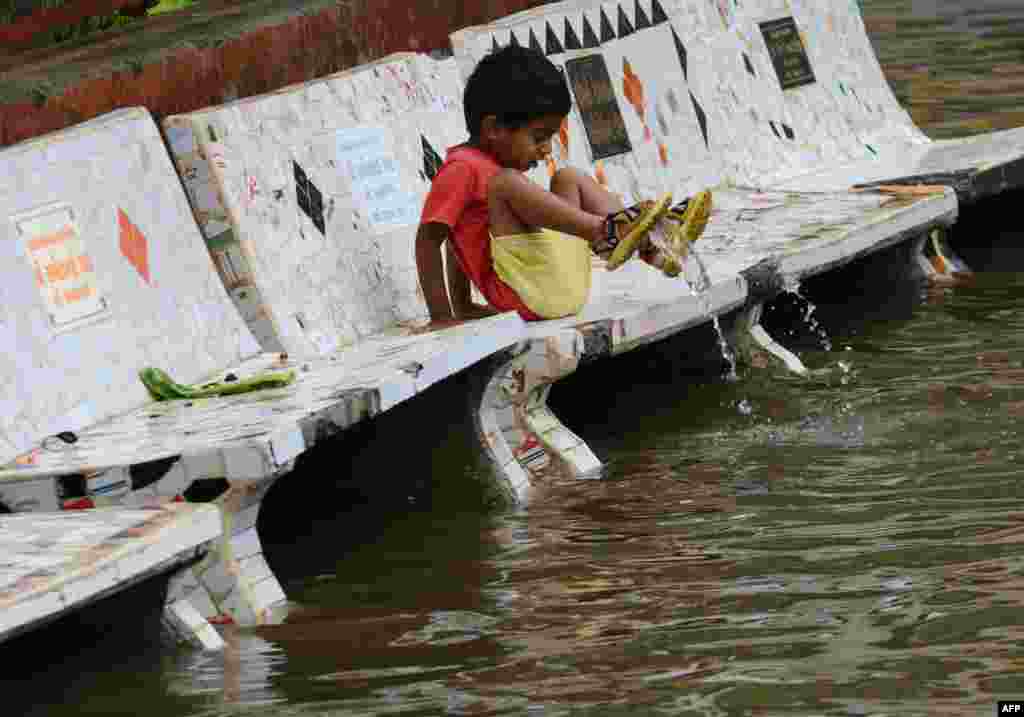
491, 229, 592, 320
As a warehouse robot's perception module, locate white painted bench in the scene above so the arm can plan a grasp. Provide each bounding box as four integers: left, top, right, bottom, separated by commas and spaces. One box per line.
0, 0, 1005, 648
450, 1, 962, 502
0, 503, 220, 648
0, 103, 524, 642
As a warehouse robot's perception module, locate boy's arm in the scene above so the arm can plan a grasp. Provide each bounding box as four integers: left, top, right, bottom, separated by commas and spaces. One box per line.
415, 222, 456, 324
445, 241, 500, 320
445, 240, 471, 315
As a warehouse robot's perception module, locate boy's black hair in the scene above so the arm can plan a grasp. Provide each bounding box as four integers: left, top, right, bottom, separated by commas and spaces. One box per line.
463, 45, 572, 138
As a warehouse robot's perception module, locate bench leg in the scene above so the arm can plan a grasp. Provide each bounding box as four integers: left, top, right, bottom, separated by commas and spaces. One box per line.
163, 593, 225, 650
163, 478, 286, 645
732, 303, 809, 376
474, 332, 602, 504
912, 228, 973, 284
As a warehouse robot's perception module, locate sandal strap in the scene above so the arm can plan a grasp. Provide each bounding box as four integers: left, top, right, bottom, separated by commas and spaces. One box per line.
604, 213, 619, 249
604, 201, 653, 245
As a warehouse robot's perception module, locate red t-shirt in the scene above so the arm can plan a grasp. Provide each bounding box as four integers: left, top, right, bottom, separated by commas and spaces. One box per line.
420, 145, 541, 321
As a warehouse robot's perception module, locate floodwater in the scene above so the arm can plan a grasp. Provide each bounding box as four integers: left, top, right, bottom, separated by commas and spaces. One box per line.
7, 2, 1024, 716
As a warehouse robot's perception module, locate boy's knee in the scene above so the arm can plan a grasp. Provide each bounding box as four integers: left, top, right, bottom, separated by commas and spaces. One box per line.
550, 167, 584, 193
488, 167, 524, 199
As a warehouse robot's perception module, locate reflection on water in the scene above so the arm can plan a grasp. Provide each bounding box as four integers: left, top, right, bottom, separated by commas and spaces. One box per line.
8, 2, 1024, 716
866, 0, 1024, 138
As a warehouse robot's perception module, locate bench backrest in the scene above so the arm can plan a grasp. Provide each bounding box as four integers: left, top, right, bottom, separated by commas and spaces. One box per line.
0, 108, 259, 465
164, 53, 469, 357
450, 0, 927, 196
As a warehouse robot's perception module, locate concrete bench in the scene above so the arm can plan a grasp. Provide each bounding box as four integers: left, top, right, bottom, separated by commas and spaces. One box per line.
0, 108, 257, 471
449, 2, 961, 502
0, 0, 999, 649
0, 503, 221, 648
774, 128, 1024, 205
0, 103, 523, 643
475, 185, 956, 503
452, 0, 1024, 202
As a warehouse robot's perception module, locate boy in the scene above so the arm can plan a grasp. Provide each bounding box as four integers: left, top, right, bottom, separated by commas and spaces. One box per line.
415, 45, 711, 329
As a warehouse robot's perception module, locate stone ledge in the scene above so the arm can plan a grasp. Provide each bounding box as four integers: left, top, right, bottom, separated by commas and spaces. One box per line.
0, 502, 220, 643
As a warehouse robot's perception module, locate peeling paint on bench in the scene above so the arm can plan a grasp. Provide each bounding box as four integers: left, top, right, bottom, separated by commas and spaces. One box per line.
0, 503, 220, 645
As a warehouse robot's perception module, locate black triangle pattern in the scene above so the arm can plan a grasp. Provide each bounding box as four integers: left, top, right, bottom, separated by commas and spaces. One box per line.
546, 21, 564, 54
769, 121, 781, 139
294, 161, 325, 236
600, 8, 616, 43
529, 28, 543, 54
666, 87, 680, 115
743, 53, 756, 77
651, 0, 668, 24
509, 30, 521, 47
564, 17, 582, 49
582, 15, 600, 48
422, 136, 443, 181
491, 36, 500, 53
690, 91, 709, 149
672, 26, 687, 81
617, 4, 634, 37
634, 0, 651, 29
781, 124, 795, 140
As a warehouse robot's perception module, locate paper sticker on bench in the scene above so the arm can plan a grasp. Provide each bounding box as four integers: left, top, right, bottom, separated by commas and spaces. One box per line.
565, 54, 632, 161
14, 204, 107, 328
335, 126, 421, 230
760, 17, 816, 90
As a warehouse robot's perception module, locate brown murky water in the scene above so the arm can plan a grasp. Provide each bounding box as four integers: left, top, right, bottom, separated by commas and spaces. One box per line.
7, 2, 1024, 715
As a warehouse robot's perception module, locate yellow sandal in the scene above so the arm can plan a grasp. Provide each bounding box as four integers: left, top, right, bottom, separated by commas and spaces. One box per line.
663, 189, 713, 260
604, 193, 674, 271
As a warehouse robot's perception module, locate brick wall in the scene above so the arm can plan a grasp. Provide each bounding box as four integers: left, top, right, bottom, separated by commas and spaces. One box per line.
0, 0, 550, 147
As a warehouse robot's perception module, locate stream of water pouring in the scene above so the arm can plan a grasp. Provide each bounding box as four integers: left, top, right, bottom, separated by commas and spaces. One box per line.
647, 207, 739, 379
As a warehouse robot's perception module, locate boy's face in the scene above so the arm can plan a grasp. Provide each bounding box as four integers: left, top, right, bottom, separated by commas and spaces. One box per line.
483, 113, 564, 172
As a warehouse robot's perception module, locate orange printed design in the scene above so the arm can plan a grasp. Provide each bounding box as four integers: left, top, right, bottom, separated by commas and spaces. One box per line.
594, 161, 607, 187
547, 156, 557, 178
13, 448, 40, 467
658, 142, 669, 167
44, 255, 92, 283
623, 58, 652, 142
559, 117, 570, 159
118, 208, 151, 285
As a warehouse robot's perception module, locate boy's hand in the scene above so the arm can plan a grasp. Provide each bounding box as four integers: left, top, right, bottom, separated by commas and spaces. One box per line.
456, 303, 501, 320
408, 317, 466, 335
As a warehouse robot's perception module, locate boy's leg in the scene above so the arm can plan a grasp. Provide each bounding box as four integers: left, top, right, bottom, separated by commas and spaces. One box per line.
488, 167, 675, 272
488, 168, 604, 242
549, 168, 680, 274
445, 240, 499, 320
549, 166, 624, 216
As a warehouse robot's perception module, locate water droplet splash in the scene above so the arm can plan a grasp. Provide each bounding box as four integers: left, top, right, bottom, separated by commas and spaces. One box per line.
783, 276, 833, 351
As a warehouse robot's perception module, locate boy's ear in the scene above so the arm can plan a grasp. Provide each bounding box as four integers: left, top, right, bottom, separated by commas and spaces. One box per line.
480, 114, 500, 139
